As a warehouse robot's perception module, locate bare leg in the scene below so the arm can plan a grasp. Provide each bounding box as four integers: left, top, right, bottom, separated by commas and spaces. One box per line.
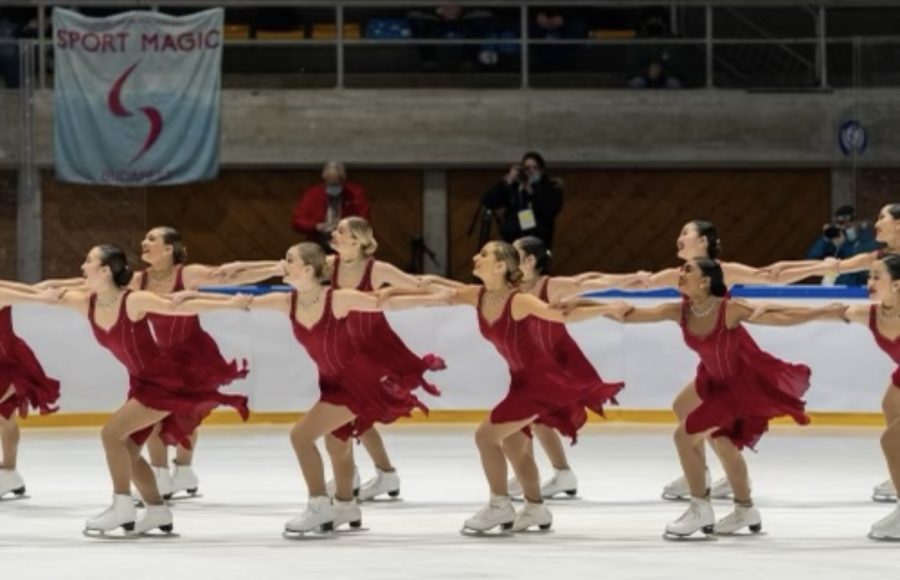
0, 386, 16, 469
881, 385, 900, 491
289, 402, 356, 498
359, 428, 394, 472
502, 431, 542, 502
128, 439, 162, 503
673, 382, 707, 463
674, 422, 709, 499
100, 399, 169, 504
174, 431, 198, 466
474, 417, 537, 499
146, 424, 168, 468
325, 434, 355, 500
533, 424, 569, 470
710, 436, 751, 503
0, 415, 19, 469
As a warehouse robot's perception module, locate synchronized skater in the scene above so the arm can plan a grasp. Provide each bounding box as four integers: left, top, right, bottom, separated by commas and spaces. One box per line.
2, 209, 899, 541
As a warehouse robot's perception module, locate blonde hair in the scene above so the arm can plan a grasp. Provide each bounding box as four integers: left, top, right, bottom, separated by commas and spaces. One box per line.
343, 217, 378, 257
290, 242, 327, 280
323, 161, 346, 181
491, 241, 524, 285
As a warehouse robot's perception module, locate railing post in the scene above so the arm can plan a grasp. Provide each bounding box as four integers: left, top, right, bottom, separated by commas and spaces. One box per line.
705, 3, 714, 88
336, 3, 345, 88
520, 4, 529, 88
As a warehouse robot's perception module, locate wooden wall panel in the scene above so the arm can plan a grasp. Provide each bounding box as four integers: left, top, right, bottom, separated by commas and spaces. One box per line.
449, 169, 831, 279
858, 170, 900, 221
40, 169, 421, 279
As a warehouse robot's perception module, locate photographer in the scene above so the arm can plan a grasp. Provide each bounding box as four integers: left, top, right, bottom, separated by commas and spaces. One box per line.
805, 205, 878, 286
481, 151, 564, 248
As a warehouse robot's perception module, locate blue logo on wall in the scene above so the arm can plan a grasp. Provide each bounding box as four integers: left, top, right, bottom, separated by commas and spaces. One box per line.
839, 120, 868, 157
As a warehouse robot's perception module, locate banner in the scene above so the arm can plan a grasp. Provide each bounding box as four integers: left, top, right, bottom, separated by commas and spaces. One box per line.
53, 8, 222, 185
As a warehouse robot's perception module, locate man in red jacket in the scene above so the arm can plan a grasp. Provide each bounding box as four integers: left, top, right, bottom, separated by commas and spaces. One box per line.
291, 161, 371, 248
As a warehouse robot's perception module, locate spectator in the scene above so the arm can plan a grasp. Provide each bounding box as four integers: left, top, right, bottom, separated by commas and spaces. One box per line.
628, 59, 682, 89
291, 162, 371, 249
407, 3, 494, 70
806, 204, 879, 286
529, 7, 589, 70
481, 151, 564, 248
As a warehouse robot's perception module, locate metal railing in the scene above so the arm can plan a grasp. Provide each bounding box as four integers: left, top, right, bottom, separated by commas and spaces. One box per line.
1, 1, 900, 89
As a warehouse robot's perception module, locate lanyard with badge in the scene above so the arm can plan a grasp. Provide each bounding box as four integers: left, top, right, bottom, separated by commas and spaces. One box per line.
516, 186, 537, 231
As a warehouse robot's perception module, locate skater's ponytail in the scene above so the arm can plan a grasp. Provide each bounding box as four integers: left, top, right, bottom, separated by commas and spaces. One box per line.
491, 241, 524, 285
292, 242, 327, 280
515, 236, 553, 275
881, 253, 900, 280
156, 226, 188, 264
694, 257, 728, 297
343, 217, 378, 257
692, 220, 721, 260
97, 244, 134, 288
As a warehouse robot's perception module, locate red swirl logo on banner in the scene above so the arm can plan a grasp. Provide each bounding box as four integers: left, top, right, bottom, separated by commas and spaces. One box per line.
106, 60, 163, 164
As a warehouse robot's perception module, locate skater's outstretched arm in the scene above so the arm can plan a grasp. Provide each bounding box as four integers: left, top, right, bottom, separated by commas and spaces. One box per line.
731, 300, 848, 327
126, 290, 250, 320
370, 260, 424, 290
338, 287, 454, 315
183, 261, 286, 289
512, 292, 630, 324
0, 286, 64, 308
621, 302, 681, 324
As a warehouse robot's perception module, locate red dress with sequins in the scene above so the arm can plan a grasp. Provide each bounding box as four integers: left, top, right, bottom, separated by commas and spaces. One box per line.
867, 305, 900, 387
529, 278, 624, 441
680, 297, 811, 450
88, 291, 249, 447
0, 306, 60, 420
477, 289, 618, 442
141, 266, 248, 390
288, 289, 427, 440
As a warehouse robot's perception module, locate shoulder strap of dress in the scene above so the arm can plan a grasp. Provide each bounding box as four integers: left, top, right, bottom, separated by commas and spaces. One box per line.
869, 303, 878, 332
118, 289, 132, 323
87, 292, 97, 321
360, 257, 376, 290
330, 255, 341, 288
139, 271, 148, 290
173, 265, 186, 292
289, 289, 298, 320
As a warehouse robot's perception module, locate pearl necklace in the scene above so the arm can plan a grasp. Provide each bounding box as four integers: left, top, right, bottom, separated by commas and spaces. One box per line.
483, 290, 512, 308
147, 268, 175, 282
95, 291, 122, 309
689, 298, 718, 318
296, 288, 324, 309
878, 304, 900, 322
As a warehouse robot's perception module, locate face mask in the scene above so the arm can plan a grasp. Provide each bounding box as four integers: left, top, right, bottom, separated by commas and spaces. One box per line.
325, 184, 343, 197
529, 171, 542, 184
844, 226, 857, 242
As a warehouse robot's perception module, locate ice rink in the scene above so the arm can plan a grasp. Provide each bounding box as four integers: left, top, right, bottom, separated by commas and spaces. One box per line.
2, 423, 898, 580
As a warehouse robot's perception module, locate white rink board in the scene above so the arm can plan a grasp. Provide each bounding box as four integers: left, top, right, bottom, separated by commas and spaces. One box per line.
8, 297, 891, 414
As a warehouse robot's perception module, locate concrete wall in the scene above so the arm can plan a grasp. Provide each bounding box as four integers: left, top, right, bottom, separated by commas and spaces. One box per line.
0, 88, 896, 168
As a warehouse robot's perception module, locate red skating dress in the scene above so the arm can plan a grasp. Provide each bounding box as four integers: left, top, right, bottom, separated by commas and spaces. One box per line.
680, 296, 811, 450
529, 278, 624, 441
0, 306, 60, 420
287, 288, 427, 440
141, 266, 248, 389
868, 305, 900, 387
88, 291, 249, 447
331, 257, 444, 391
477, 289, 616, 442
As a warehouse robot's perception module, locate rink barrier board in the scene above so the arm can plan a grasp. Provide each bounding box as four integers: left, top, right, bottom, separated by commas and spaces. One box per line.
16, 409, 887, 428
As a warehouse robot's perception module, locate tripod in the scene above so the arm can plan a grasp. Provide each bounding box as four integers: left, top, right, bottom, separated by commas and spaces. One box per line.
467, 204, 503, 250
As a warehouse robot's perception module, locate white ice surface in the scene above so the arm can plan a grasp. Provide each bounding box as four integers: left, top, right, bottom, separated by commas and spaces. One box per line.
2, 424, 898, 580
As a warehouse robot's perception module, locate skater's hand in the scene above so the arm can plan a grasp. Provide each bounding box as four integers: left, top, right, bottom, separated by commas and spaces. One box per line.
37, 287, 66, 303
169, 290, 202, 306
747, 302, 773, 321
233, 293, 253, 311
605, 300, 633, 322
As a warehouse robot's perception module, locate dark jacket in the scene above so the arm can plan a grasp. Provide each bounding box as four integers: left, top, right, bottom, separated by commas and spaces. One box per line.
481, 175, 564, 247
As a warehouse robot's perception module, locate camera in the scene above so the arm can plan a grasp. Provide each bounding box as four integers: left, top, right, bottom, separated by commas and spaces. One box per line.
823, 225, 842, 240
514, 166, 528, 184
